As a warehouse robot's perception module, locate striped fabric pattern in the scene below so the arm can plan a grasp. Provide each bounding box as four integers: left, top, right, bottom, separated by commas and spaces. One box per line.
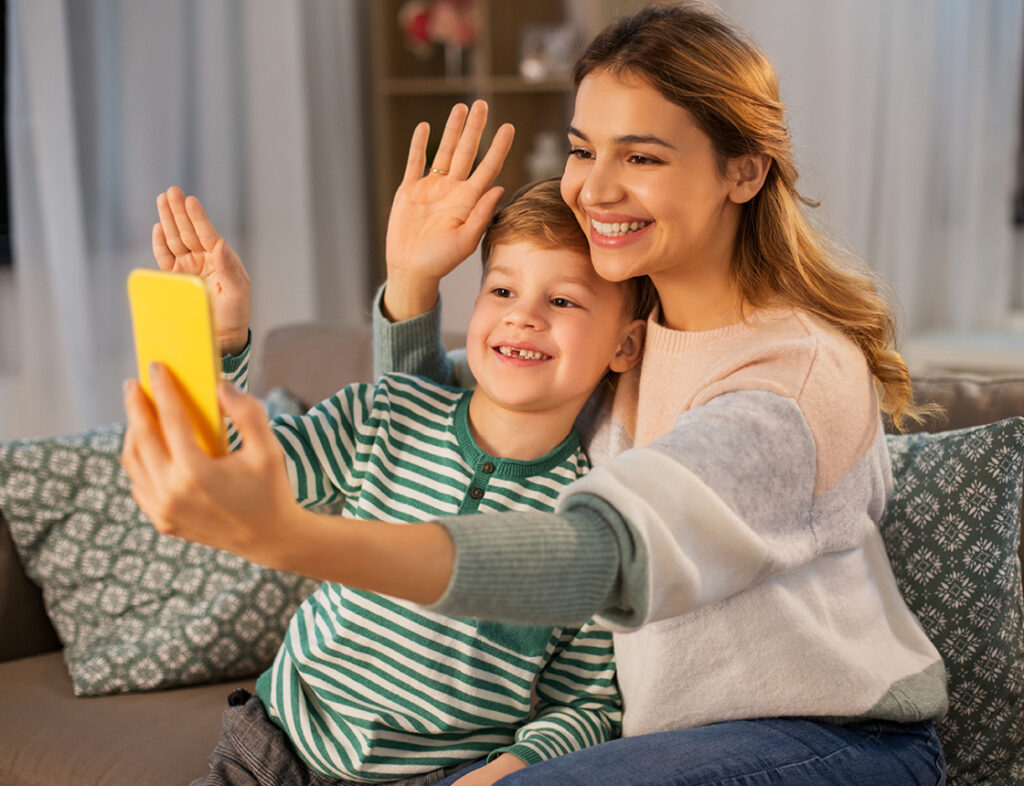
223, 364, 620, 782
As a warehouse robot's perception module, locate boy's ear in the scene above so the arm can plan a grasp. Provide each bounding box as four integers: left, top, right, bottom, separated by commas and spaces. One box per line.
609, 319, 646, 373
727, 154, 770, 205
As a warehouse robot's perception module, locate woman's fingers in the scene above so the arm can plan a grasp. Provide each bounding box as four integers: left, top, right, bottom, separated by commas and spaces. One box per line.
217, 382, 277, 457
429, 103, 470, 176
122, 378, 167, 502
147, 362, 206, 463
402, 121, 431, 184
467, 122, 515, 192
447, 99, 488, 180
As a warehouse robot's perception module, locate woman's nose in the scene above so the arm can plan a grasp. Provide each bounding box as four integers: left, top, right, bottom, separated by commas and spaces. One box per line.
580, 158, 623, 206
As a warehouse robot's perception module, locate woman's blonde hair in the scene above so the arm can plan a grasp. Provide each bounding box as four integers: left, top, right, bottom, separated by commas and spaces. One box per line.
574, 1, 933, 428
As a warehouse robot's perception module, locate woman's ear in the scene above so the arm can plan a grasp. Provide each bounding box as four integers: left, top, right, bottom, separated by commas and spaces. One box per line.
609, 319, 646, 373
727, 154, 771, 204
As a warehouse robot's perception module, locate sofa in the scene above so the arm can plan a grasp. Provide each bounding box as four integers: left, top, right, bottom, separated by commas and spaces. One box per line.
0, 323, 1022, 786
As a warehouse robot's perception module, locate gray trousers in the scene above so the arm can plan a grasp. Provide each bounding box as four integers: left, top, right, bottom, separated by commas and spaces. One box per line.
191, 690, 477, 786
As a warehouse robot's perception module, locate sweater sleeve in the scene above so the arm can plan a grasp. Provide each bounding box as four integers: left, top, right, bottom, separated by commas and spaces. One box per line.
491, 621, 621, 765
371, 284, 474, 387
432, 389, 835, 630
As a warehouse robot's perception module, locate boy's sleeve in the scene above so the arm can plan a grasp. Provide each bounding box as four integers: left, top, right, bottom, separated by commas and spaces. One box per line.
372, 285, 474, 387
220, 333, 252, 451
489, 621, 621, 765
268, 382, 380, 510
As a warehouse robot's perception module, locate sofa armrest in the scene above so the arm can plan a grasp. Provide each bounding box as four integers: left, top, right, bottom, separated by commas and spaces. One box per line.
0, 509, 60, 661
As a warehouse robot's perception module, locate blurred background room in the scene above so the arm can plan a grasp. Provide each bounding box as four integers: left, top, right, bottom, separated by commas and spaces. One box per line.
0, 0, 1021, 440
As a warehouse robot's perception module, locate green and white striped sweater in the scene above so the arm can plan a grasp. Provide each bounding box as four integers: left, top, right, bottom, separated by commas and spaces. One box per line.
225, 359, 620, 782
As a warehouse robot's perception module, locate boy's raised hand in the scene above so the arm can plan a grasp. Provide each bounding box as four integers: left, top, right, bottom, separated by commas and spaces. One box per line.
153, 187, 252, 355
383, 100, 514, 322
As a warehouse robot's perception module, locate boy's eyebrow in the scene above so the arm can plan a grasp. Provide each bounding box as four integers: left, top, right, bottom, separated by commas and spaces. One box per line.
567, 124, 678, 151
485, 262, 598, 294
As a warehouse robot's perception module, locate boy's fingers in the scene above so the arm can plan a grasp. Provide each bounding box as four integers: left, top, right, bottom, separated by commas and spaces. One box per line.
157, 190, 189, 257
185, 195, 222, 252
448, 99, 488, 180
167, 187, 202, 254
467, 123, 515, 192
148, 363, 206, 462
429, 103, 469, 176
402, 122, 430, 184
212, 239, 252, 289
152, 223, 176, 271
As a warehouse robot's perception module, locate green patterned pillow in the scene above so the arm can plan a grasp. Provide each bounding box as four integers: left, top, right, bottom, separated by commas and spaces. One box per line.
0, 390, 321, 696
882, 417, 1024, 785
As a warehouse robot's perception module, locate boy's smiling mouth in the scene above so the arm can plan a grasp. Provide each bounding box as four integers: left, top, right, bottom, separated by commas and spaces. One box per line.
495, 344, 552, 361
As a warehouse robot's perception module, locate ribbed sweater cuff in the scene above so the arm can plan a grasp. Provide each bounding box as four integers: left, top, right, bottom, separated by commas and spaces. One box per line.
371, 284, 453, 384
428, 500, 638, 626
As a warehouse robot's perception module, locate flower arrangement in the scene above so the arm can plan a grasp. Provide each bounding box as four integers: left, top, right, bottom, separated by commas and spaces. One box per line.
399, 0, 479, 59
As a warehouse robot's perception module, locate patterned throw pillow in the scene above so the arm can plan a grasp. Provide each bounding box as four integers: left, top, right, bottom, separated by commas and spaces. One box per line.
882, 417, 1024, 785
0, 390, 322, 696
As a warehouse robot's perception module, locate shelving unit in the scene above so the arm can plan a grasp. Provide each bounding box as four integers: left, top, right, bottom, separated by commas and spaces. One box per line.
368, 0, 578, 278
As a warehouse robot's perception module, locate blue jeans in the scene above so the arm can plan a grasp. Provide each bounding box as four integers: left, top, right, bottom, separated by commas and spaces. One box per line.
436, 718, 945, 785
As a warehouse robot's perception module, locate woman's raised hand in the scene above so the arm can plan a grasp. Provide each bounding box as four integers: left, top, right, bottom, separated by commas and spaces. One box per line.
383, 100, 515, 321
153, 188, 252, 356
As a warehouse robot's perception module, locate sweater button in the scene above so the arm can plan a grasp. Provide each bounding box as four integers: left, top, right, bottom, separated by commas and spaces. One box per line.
470, 487, 484, 499
482, 462, 495, 474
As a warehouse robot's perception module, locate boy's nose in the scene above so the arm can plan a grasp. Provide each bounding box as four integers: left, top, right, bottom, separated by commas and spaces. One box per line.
504, 301, 545, 330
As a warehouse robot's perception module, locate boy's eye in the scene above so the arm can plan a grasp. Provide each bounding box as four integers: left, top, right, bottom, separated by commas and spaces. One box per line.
551, 297, 577, 308
491, 287, 512, 298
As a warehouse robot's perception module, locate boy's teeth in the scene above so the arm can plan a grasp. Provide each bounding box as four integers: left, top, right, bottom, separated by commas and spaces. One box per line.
498, 346, 547, 360
591, 218, 651, 237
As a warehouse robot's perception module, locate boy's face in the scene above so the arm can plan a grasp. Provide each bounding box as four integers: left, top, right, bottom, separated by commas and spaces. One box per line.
465, 241, 642, 420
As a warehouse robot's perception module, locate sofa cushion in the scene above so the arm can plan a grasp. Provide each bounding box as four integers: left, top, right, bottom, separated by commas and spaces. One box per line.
881, 417, 1024, 784
0, 391, 321, 697
0, 651, 252, 785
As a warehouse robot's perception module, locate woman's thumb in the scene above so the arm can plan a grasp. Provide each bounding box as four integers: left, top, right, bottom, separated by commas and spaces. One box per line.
217, 382, 273, 451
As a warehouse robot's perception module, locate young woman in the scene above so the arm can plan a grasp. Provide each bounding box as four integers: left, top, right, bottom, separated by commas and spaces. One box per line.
373, 3, 948, 784
125, 3, 947, 783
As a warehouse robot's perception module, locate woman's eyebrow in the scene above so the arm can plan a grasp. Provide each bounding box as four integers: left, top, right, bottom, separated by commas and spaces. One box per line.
567, 125, 677, 151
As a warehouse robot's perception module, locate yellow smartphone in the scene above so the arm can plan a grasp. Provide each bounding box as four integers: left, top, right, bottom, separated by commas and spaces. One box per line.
127, 269, 226, 456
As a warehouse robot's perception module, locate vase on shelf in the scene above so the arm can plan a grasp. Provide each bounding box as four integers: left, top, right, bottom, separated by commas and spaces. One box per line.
444, 42, 468, 78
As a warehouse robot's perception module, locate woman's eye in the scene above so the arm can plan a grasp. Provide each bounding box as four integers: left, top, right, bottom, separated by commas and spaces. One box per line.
628, 154, 661, 165
568, 147, 593, 161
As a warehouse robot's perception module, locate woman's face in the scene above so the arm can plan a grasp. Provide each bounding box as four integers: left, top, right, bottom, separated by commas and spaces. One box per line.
561, 69, 742, 292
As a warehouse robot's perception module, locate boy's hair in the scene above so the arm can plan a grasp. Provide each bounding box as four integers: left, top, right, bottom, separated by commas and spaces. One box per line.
481, 177, 656, 321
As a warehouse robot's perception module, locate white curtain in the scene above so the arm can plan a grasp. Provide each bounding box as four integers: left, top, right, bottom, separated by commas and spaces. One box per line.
714, 0, 1023, 339
2, 0, 372, 440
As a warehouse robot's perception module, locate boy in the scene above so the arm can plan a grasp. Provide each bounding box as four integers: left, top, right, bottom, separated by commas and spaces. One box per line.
129, 157, 652, 782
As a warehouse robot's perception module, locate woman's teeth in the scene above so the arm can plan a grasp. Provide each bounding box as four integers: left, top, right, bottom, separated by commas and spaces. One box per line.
498, 346, 548, 360
591, 218, 652, 237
